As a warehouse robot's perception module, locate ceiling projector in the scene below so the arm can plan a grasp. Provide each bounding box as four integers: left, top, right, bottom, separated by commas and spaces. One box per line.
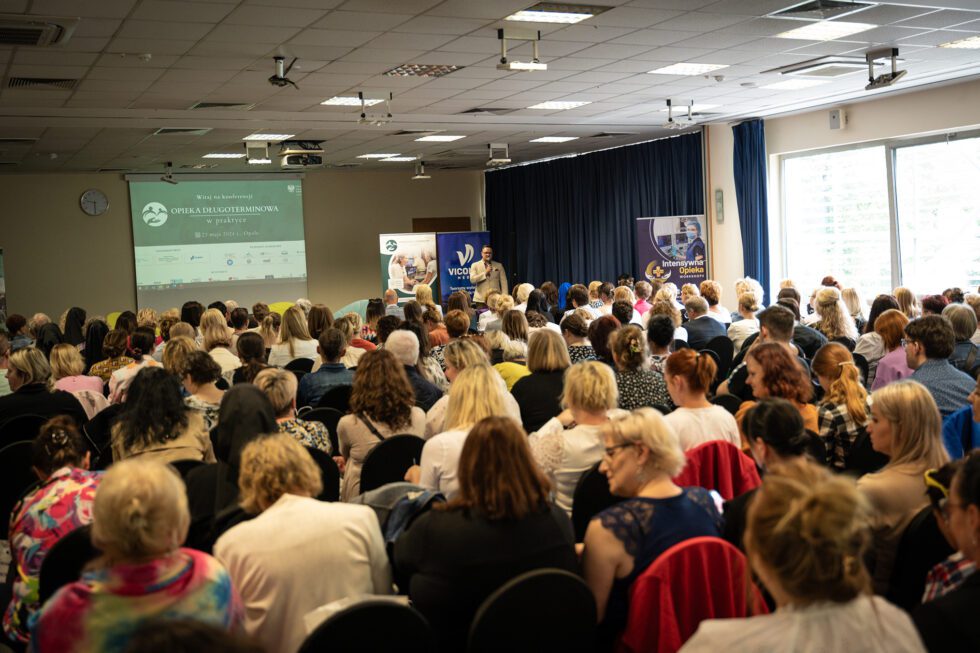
279, 141, 323, 168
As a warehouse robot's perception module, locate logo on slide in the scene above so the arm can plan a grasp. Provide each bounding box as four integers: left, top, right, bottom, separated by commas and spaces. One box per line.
141, 202, 169, 227
385, 239, 398, 252
456, 244, 474, 267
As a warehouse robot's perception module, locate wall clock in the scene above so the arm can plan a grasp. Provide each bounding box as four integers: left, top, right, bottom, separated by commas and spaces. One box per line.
80, 188, 109, 216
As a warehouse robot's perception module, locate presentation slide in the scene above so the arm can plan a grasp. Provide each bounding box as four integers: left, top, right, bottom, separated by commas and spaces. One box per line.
128, 178, 308, 309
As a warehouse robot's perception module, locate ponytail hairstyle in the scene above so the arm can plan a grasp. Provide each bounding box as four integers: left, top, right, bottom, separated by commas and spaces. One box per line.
128, 326, 156, 359
32, 415, 88, 475
611, 324, 647, 372
259, 313, 279, 348
811, 343, 868, 424
745, 459, 872, 605
664, 348, 716, 395
236, 331, 268, 383
742, 398, 819, 460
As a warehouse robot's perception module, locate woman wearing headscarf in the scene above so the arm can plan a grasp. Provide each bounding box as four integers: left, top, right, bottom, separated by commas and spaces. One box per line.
62, 307, 86, 347
35, 322, 64, 358
82, 319, 109, 375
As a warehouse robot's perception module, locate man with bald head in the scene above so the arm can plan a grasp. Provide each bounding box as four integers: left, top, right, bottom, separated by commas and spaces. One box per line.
384, 289, 405, 319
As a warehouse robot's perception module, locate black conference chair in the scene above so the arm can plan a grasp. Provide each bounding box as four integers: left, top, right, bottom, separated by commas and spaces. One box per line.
651, 403, 674, 415
571, 462, 620, 543
38, 525, 100, 604
82, 403, 125, 469
284, 358, 314, 373
298, 600, 432, 653
360, 435, 426, 494
703, 335, 735, 382
215, 377, 230, 390
304, 446, 341, 502
169, 459, 207, 479
851, 352, 870, 388
0, 440, 39, 539
0, 413, 48, 446
467, 569, 596, 653
302, 407, 344, 455
887, 506, 955, 612
710, 394, 743, 417
843, 429, 889, 477
672, 339, 691, 351
316, 385, 353, 413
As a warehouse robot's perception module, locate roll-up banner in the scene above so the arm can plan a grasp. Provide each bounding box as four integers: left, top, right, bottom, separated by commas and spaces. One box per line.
435, 231, 489, 305
635, 215, 709, 290
379, 233, 439, 304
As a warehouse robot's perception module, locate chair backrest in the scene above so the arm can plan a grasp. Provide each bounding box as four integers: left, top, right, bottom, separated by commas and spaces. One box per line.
703, 335, 734, 381
302, 407, 344, 455
0, 413, 49, 446
651, 403, 674, 415
851, 352, 870, 388
673, 440, 762, 501
696, 349, 722, 389
672, 339, 691, 351
82, 402, 125, 469
284, 357, 314, 373
571, 462, 620, 543
38, 524, 100, 604
468, 569, 596, 653
709, 394, 743, 417
360, 434, 426, 494
304, 446, 340, 502
886, 505, 955, 612
298, 599, 432, 653
215, 377, 230, 390
0, 440, 38, 539
620, 536, 767, 653
169, 459, 207, 479
316, 384, 353, 413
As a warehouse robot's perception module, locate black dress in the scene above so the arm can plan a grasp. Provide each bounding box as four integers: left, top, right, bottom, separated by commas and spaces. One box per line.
511, 371, 564, 433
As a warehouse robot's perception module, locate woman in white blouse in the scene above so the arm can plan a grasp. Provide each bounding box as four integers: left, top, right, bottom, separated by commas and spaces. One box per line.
529, 361, 624, 514
663, 349, 739, 451
727, 293, 760, 354
267, 305, 318, 367
681, 459, 926, 653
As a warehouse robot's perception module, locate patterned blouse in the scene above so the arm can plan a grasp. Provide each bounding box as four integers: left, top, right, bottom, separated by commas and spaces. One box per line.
817, 395, 873, 470
567, 345, 598, 364
278, 417, 332, 454
30, 548, 243, 653
88, 356, 134, 383
184, 395, 221, 432
615, 369, 672, 411
3, 467, 102, 643
922, 552, 976, 603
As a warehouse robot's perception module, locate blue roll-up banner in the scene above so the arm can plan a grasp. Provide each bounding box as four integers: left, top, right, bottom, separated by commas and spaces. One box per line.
635, 215, 708, 288
436, 231, 490, 304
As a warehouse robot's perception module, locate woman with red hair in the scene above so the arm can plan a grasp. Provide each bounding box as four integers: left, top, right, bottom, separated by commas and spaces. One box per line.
735, 343, 817, 447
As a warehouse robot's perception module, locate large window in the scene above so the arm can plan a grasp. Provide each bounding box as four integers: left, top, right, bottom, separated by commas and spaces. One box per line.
782, 132, 980, 298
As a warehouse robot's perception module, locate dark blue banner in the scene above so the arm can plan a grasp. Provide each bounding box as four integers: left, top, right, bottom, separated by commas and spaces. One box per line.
436, 231, 490, 304
635, 215, 708, 288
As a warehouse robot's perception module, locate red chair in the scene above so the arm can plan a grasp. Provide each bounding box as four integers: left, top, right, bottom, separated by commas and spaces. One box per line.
618, 536, 768, 653
673, 440, 761, 501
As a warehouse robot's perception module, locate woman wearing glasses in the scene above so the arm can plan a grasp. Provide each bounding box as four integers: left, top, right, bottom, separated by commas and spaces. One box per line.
581, 408, 722, 646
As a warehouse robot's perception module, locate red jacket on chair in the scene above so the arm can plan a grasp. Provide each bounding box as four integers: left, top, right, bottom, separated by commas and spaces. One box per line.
672, 440, 761, 501
618, 536, 768, 653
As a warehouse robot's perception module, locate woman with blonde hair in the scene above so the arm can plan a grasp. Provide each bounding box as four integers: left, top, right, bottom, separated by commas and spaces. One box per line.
0, 347, 86, 426
511, 329, 572, 433
895, 286, 920, 320
477, 290, 502, 332
200, 308, 240, 382
412, 364, 510, 498
582, 408, 722, 640
257, 313, 280, 350
253, 368, 331, 455
588, 281, 604, 309
31, 459, 242, 653
682, 460, 924, 653
267, 305, 317, 367
529, 361, 623, 513
814, 286, 859, 349
502, 309, 529, 344
812, 343, 872, 470
842, 288, 867, 333
871, 309, 913, 390
727, 293, 760, 353
50, 343, 103, 395
612, 325, 671, 410
337, 349, 425, 501
162, 335, 198, 376
415, 283, 442, 316
859, 380, 950, 594
680, 283, 700, 304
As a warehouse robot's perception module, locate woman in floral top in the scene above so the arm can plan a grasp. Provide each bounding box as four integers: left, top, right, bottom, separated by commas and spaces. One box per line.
611, 325, 672, 410
30, 459, 242, 653
180, 351, 226, 432
254, 368, 332, 454
87, 329, 133, 383
3, 417, 101, 645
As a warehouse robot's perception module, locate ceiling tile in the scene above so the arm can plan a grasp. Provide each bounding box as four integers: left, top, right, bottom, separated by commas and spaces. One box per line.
365, 32, 456, 50
338, 0, 442, 12
651, 12, 753, 32
60, 37, 112, 52
588, 7, 683, 28
117, 21, 215, 41
73, 19, 123, 38
392, 15, 492, 35
426, 0, 529, 20
550, 25, 638, 43
569, 43, 658, 60
131, 0, 235, 22
224, 5, 327, 26
109, 38, 197, 55
897, 9, 980, 30
207, 25, 303, 42
851, 4, 940, 25
86, 66, 167, 81
609, 29, 699, 47
313, 11, 412, 30
288, 28, 380, 47
30, 0, 137, 18
338, 48, 428, 64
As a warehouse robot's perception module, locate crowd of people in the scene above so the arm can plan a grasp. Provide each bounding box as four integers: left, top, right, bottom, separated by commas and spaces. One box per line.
0, 273, 978, 653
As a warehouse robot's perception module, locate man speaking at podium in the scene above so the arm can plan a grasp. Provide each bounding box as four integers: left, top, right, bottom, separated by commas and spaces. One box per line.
469, 245, 508, 307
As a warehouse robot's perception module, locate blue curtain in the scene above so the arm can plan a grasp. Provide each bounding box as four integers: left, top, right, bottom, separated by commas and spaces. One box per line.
732, 119, 770, 298
485, 132, 703, 286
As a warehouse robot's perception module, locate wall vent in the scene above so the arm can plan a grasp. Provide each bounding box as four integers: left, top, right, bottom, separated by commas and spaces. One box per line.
0, 14, 78, 46
8, 77, 77, 90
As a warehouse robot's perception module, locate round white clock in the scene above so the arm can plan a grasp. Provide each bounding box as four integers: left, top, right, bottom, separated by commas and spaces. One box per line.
80, 188, 109, 216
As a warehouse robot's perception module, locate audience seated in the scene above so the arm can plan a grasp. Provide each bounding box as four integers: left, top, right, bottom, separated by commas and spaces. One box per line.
88, 329, 133, 383
160, 334, 197, 378
0, 347, 86, 427
306, 303, 334, 342
633, 280, 652, 316
232, 332, 268, 385
560, 313, 597, 364
3, 417, 101, 645
215, 433, 391, 653
394, 416, 577, 653
943, 303, 978, 372
812, 287, 859, 350
338, 349, 424, 501
700, 280, 731, 327
431, 309, 469, 370
683, 459, 925, 653
511, 330, 570, 433
642, 297, 688, 342
684, 296, 727, 350
920, 461, 975, 603
895, 286, 920, 319
529, 361, 623, 514
921, 294, 949, 316
904, 315, 975, 417
727, 293, 760, 353
913, 451, 980, 651
812, 343, 872, 470
588, 315, 620, 367
253, 368, 331, 455
664, 349, 739, 450
385, 329, 442, 412
268, 305, 317, 367
108, 327, 160, 403
582, 408, 722, 645
200, 308, 240, 383
735, 343, 817, 444
48, 343, 107, 419
81, 318, 109, 373
645, 314, 675, 374
870, 308, 913, 390
612, 325, 671, 410
854, 294, 900, 386
859, 381, 949, 594
30, 459, 242, 653
942, 375, 980, 460
297, 327, 353, 408
6, 314, 33, 352
111, 367, 214, 464
493, 337, 531, 391
180, 351, 226, 432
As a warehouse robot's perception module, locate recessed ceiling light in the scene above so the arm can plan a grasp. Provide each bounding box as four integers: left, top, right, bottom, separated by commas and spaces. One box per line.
384, 63, 462, 78
415, 135, 465, 142
357, 153, 400, 159
382, 156, 417, 162
247, 158, 272, 164
939, 35, 980, 49
321, 96, 383, 106
659, 103, 719, 113
648, 62, 729, 75
530, 136, 579, 143
775, 20, 876, 41
505, 3, 610, 24
761, 79, 829, 90
243, 133, 294, 141
528, 100, 591, 110
202, 153, 246, 159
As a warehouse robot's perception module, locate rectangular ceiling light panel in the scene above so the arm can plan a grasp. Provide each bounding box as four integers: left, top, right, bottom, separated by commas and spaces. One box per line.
530, 136, 579, 142
775, 20, 876, 41
415, 135, 466, 142
384, 64, 462, 78
528, 100, 591, 110
321, 96, 384, 106
649, 63, 729, 75
505, 4, 611, 24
